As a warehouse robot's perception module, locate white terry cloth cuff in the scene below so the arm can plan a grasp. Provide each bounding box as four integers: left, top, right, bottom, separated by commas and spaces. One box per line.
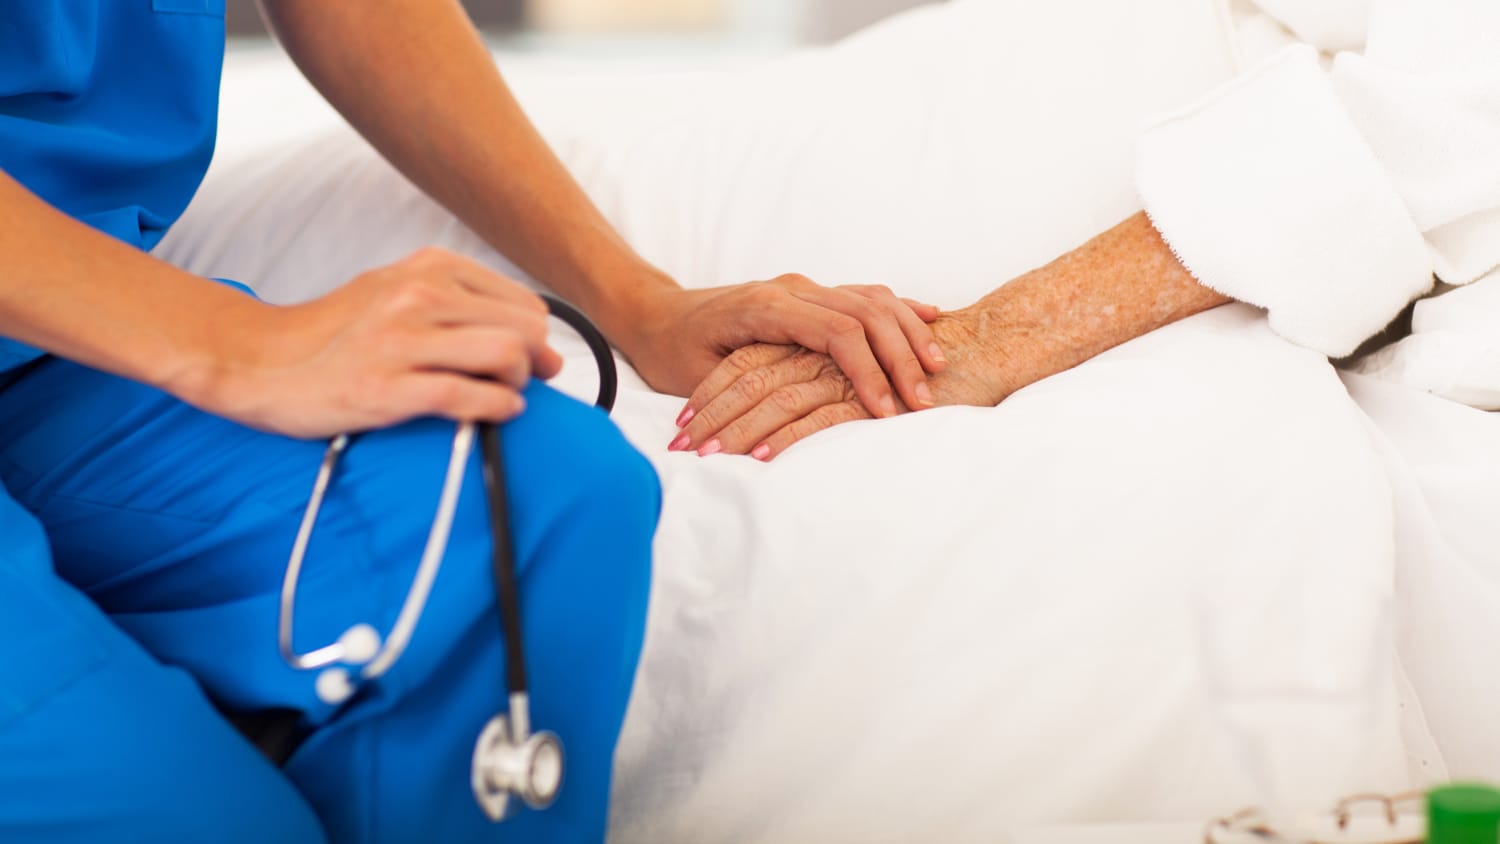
1136, 44, 1433, 358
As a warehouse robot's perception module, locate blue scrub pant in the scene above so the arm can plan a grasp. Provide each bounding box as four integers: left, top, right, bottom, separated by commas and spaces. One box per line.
0, 356, 659, 843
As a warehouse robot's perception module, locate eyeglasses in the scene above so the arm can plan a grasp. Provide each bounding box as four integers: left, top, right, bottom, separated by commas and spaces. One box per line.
1205, 791, 1427, 844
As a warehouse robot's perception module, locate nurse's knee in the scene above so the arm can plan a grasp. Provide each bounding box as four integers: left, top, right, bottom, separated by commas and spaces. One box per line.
131, 762, 326, 844
3, 666, 327, 844
506, 386, 658, 659
513, 385, 661, 546
111, 694, 326, 843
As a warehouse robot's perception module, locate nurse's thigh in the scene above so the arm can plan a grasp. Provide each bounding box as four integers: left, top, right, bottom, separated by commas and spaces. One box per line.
0, 488, 324, 844
0, 358, 659, 843
284, 383, 661, 844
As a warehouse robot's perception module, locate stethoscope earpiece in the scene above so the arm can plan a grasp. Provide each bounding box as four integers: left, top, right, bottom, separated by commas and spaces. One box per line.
310, 624, 385, 705
337, 624, 382, 664
316, 667, 355, 706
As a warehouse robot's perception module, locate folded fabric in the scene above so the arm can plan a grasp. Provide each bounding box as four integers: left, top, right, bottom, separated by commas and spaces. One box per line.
1351, 270, 1500, 410
1138, 0, 1500, 359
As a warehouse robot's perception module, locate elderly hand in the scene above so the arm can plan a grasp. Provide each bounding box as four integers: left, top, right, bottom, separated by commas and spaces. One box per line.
665, 211, 1237, 461
668, 309, 1015, 460
614, 275, 949, 421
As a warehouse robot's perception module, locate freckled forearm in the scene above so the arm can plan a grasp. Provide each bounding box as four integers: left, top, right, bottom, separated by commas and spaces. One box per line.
956, 211, 1231, 397
673, 214, 1233, 454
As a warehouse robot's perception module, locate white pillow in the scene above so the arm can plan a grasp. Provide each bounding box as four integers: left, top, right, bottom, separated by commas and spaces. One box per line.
160, 0, 1239, 315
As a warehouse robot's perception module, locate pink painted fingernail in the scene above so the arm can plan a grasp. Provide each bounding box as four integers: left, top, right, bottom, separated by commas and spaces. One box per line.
752, 444, 772, 461
915, 382, 935, 407
697, 439, 723, 457
675, 406, 695, 427
929, 343, 947, 364
668, 432, 691, 452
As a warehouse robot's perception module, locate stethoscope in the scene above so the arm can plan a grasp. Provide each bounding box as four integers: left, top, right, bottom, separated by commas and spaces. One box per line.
278, 296, 619, 822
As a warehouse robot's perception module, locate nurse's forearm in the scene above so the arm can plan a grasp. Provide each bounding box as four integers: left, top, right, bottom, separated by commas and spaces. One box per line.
0, 170, 273, 389
258, 0, 677, 329
0, 169, 564, 437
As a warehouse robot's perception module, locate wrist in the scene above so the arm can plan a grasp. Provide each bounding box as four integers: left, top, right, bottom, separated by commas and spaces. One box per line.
938, 297, 1053, 405
585, 269, 682, 360
155, 295, 287, 418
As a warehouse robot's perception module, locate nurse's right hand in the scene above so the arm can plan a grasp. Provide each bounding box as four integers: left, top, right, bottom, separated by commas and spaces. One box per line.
191, 247, 563, 439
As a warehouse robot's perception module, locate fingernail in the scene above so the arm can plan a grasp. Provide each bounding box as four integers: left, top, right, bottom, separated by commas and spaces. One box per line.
675, 406, 695, 428
915, 382, 935, 407
697, 439, 723, 457
668, 432, 691, 452
752, 444, 772, 461
929, 343, 947, 364
880, 395, 898, 418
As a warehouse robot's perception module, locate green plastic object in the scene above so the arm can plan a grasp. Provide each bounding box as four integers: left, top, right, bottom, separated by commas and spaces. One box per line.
1428, 783, 1500, 844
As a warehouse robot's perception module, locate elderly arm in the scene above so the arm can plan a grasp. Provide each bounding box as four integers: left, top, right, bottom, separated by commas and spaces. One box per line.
670, 212, 1229, 459
676, 0, 1500, 459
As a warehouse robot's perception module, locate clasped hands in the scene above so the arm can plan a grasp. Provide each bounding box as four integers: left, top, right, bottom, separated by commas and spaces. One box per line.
224, 247, 1012, 453
642, 278, 1018, 463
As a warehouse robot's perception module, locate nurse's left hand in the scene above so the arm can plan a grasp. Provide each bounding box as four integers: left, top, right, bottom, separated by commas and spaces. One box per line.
184, 248, 563, 439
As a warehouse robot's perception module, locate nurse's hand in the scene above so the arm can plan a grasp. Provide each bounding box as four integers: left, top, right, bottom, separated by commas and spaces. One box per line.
192, 248, 562, 439
668, 310, 1013, 460
612, 276, 948, 422
669, 212, 1234, 460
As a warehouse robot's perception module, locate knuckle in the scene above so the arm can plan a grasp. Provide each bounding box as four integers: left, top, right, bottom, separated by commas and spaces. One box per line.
687, 408, 722, 437
390, 277, 441, 312
348, 373, 383, 409
749, 284, 787, 307
733, 368, 775, 400
493, 332, 525, 361
828, 315, 865, 342
486, 388, 517, 418
525, 308, 553, 339
816, 369, 851, 398
852, 299, 884, 324
768, 386, 803, 414
408, 246, 452, 268
722, 347, 761, 378
812, 404, 856, 428
425, 379, 462, 413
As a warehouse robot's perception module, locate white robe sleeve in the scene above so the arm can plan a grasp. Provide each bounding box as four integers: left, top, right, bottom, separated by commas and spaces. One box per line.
1136, 0, 1500, 357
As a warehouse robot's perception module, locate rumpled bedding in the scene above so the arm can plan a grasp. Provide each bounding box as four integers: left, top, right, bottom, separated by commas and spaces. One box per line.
157, 1, 1500, 840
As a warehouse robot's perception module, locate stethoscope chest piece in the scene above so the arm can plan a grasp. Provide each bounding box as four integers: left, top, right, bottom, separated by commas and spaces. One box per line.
471, 705, 564, 821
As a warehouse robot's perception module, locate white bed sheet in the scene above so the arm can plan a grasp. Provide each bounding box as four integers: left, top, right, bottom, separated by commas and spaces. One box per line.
157, 2, 1500, 840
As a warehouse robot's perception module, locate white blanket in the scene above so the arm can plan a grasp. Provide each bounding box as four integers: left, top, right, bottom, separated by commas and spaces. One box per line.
158, 2, 1500, 840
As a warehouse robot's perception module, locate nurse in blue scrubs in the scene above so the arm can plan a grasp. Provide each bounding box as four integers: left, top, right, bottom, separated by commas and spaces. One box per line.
0, 2, 942, 840
0, 2, 665, 841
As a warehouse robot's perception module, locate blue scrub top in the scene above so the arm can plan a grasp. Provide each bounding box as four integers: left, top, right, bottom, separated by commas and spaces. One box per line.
0, 0, 226, 373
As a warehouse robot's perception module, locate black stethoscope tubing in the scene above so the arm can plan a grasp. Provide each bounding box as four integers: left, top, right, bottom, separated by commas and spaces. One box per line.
483, 294, 618, 700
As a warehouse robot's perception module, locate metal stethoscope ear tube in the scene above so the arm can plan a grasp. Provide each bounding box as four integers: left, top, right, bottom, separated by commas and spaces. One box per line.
278, 295, 617, 822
